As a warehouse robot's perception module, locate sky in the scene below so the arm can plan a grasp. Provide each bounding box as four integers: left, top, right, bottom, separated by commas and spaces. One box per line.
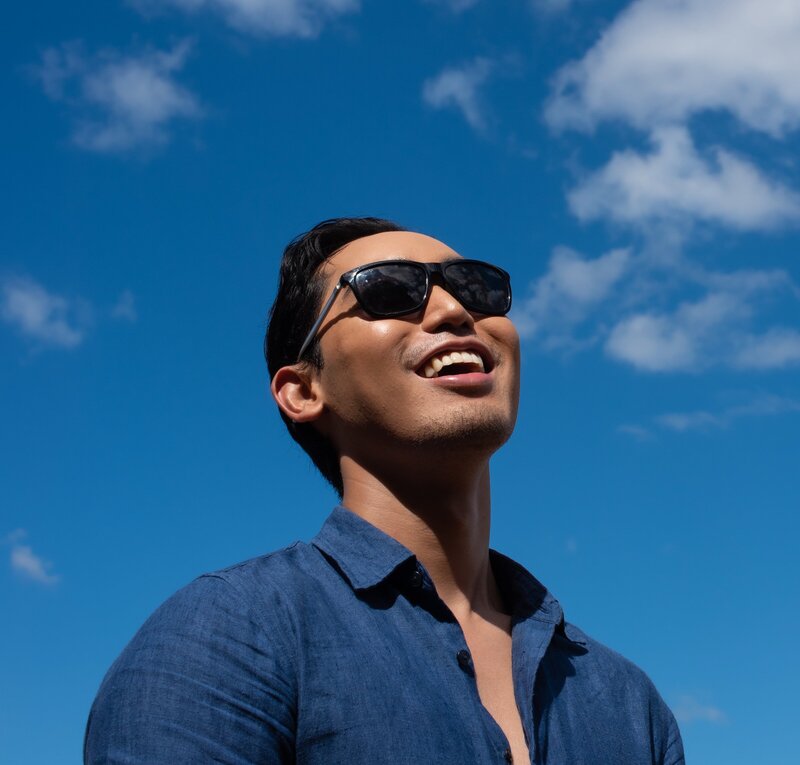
2, 0, 799, 762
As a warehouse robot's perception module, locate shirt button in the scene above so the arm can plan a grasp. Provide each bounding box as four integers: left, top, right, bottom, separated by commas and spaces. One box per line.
456, 649, 471, 670
409, 568, 423, 588
503, 748, 513, 763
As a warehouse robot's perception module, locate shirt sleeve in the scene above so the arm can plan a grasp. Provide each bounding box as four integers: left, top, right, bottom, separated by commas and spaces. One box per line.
663, 710, 686, 765
84, 574, 297, 764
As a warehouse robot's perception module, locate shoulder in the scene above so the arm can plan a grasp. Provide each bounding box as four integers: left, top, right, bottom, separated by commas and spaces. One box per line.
562, 622, 660, 691
137, 540, 321, 646
95, 540, 326, 690
559, 620, 673, 709
549, 621, 685, 763
199, 540, 318, 602
85, 544, 311, 762
87, 543, 317, 735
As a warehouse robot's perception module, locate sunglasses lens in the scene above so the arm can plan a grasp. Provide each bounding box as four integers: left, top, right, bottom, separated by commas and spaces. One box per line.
353, 263, 428, 315
445, 262, 511, 315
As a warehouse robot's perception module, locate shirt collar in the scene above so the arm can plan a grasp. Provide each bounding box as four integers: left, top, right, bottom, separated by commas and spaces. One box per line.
311, 505, 586, 645
489, 550, 587, 645
312, 505, 417, 591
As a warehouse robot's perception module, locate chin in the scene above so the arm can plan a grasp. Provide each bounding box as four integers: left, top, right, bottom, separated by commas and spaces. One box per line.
405, 410, 515, 453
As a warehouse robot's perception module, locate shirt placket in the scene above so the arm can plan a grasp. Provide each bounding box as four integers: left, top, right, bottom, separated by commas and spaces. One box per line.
510, 615, 558, 764
408, 561, 529, 765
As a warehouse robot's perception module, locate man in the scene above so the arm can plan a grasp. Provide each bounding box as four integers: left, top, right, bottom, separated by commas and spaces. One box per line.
85, 217, 685, 764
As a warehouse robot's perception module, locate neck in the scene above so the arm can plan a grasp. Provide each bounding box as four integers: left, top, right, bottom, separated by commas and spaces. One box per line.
340, 449, 506, 620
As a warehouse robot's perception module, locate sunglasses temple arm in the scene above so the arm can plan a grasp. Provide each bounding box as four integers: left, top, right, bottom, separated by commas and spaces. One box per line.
295, 281, 344, 363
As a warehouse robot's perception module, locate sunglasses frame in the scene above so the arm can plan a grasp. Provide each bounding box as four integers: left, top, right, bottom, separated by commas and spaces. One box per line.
296, 258, 512, 362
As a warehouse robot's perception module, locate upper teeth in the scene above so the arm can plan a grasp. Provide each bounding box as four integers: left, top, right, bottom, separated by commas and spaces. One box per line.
422, 350, 485, 378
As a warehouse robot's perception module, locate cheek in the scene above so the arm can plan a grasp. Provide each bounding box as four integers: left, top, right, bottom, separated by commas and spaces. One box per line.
332, 321, 397, 373
367, 322, 396, 346
482, 317, 520, 364
499, 316, 521, 347
321, 322, 410, 406
484, 318, 521, 404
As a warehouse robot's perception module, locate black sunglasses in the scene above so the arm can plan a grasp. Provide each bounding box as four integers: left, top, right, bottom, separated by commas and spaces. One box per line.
296, 258, 512, 362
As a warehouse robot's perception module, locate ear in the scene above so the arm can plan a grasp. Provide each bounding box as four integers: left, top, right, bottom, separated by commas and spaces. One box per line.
271, 364, 325, 424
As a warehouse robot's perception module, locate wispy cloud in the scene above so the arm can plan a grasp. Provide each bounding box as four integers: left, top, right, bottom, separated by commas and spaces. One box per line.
535, 0, 800, 377
514, 245, 631, 348
422, 57, 494, 133
5, 531, 59, 586
569, 126, 800, 232
1, 276, 90, 349
546, 0, 800, 234
655, 410, 726, 433
732, 328, 800, 370
545, 0, 800, 136
132, 0, 359, 38
111, 289, 138, 322
531, 0, 571, 14
517, 242, 800, 373
605, 291, 749, 373
619, 393, 800, 439
605, 295, 800, 374
672, 695, 727, 725
656, 394, 800, 433
617, 423, 653, 441
423, 0, 480, 12
36, 40, 201, 153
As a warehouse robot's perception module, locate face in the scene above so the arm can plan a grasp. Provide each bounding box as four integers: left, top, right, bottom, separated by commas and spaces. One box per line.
308, 231, 521, 461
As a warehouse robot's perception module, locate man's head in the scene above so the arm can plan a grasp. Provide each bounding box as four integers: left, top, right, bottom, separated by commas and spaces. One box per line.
265, 217, 520, 497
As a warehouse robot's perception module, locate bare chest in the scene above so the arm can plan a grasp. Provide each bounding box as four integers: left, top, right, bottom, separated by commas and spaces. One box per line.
463, 624, 530, 764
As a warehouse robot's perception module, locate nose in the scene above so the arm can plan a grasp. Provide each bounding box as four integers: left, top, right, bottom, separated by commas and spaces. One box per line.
420, 282, 475, 334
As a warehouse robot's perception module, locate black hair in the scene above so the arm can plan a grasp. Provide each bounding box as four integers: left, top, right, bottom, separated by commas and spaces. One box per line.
264, 217, 406, 498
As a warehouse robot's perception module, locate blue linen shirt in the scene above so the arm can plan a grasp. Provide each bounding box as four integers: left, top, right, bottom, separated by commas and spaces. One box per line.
85, 505, 685, 764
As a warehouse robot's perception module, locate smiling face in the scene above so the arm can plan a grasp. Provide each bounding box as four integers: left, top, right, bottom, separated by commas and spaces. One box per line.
308, 231, 521, 466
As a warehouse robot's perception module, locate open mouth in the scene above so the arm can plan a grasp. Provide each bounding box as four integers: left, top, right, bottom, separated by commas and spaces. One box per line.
416, 349, 492, 379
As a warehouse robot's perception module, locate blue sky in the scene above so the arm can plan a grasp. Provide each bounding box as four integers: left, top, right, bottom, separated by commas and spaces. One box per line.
2, 0, 799, 762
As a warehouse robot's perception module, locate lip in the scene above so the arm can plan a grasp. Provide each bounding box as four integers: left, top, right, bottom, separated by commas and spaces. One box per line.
422, 370, 494, 392
412, 338, 495, 376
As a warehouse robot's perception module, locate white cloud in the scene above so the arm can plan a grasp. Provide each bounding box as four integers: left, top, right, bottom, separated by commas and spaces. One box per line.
514, 246, 631, 346
1, 277, 88, 348
617, 423, 653, 441
422, 58, 494, 133
607, 311, 800, 374
134, 0, 359, 38
537, 0, 800, 377
656, 410, 724, 433
726, 393, 800, 418
423, 0, 480, 12
545, 0, 800, 136
569, 127, 800, 231
732, 327, 800, 369
37, 41, 201, 153
672, 695, 727, 725
603, 261, 800, 373
531, 0, 571, 13
517, 242, 800, 373
111, 290, 138, 322
8, 533, 59, 586
656, 394, 800, 433
700, 266, 798, 297
621, 393, 800, 440
606, 311, 698, 372
605, 291, 754, 372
